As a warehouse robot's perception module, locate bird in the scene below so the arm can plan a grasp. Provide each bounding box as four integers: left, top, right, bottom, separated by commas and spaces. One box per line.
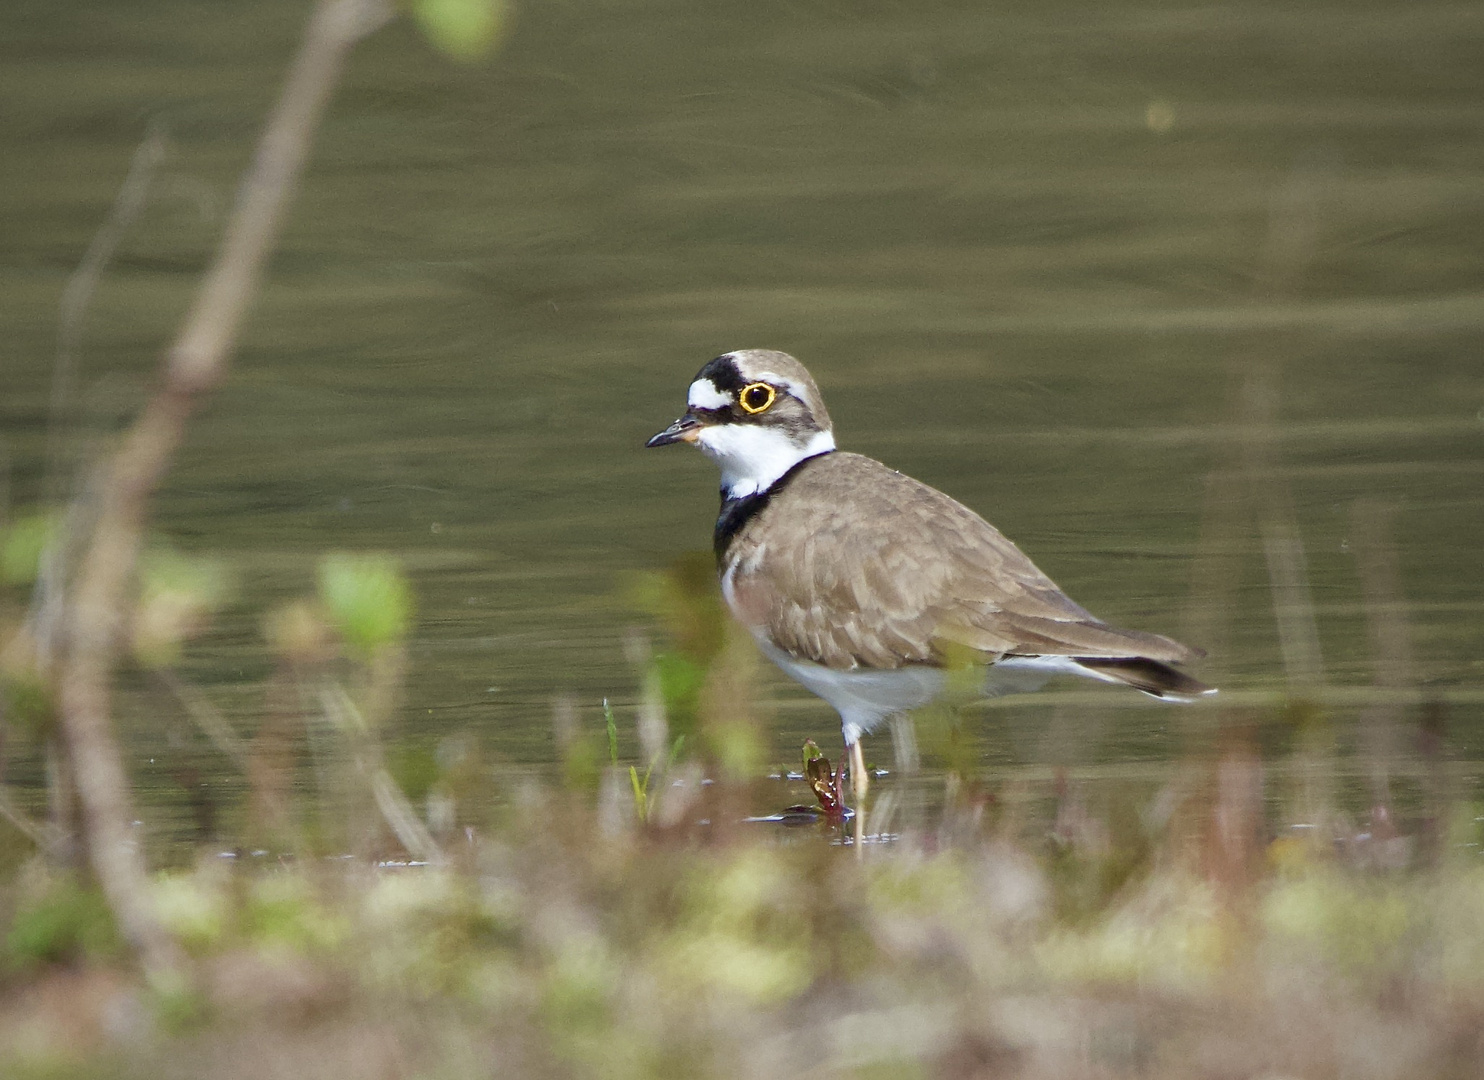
646, 349, 1214, 802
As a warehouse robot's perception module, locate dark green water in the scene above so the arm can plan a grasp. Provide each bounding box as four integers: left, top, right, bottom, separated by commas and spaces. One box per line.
3, 0, 1482, 833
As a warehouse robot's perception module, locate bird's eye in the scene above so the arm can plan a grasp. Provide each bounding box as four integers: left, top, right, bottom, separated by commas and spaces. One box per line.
739, 382, 776, 414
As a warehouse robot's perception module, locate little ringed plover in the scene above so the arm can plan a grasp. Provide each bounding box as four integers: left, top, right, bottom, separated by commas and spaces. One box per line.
647, 350, 1214, 798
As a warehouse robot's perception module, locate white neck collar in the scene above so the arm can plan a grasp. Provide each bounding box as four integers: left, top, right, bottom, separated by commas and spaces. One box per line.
695, 425, 836, 500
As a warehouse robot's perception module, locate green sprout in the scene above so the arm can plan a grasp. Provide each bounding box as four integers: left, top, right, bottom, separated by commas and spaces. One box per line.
628, 766, 647, 821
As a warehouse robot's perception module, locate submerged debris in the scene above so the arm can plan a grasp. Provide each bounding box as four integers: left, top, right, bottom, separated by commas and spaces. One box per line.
801, 739, 847, 822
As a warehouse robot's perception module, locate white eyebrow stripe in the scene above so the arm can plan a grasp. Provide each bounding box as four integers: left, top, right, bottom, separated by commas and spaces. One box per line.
754, 372, 803, 396
687, 378, 733, 411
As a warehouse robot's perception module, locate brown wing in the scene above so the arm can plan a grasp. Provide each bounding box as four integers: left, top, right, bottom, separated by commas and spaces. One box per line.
724, 453, 1200, 671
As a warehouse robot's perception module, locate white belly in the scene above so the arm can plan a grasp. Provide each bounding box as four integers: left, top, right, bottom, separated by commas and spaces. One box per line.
754, 638, 945, 746
752, 639, 1127, 746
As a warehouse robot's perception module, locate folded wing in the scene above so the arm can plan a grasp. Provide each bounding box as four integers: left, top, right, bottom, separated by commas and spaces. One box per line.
723, 453, 1204, 674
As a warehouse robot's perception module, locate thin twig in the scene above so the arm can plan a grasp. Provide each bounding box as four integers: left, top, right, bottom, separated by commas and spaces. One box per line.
1239, 157, 1333, 844
1228, 361, 1326, 691
35, 127, 168, 677
48, 126, 169, 508
1179, 467, 1248, 692
155, 667, 251, 771
1350, 499, 1414, 690
1259, 516, 1325, 690
1241, 154, 1332, 693
319, 685, 445, 864
0, 786, 59, 850
1350, 499, 1414, 808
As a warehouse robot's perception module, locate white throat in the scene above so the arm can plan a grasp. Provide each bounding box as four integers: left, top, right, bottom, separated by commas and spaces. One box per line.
696, 425, 835, 499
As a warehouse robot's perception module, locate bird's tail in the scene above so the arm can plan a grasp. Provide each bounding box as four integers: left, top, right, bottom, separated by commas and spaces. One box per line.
1072, 657, 1216, 701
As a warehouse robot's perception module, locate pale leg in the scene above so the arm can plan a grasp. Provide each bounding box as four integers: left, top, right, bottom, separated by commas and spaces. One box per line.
849, 740, 869, 802
849, 739, 868, 853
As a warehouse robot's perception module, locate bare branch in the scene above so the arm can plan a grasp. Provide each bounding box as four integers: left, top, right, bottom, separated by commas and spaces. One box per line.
55, 0, 392, 980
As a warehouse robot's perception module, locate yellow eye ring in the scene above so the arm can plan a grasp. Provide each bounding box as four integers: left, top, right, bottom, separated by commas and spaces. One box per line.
738, 382, 776, 414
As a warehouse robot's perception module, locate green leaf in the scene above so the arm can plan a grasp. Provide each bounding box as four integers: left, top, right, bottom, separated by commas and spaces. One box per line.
653, 652, 706, 712
629, 765, 647, 821
0, 510, 58, 586
133, 546, 231, 668
318, 553, 414, 659
389, 743, 442, 804
412, 0, 511, 62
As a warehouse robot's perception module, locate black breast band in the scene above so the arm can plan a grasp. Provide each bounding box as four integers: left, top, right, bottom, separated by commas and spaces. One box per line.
713, 451, 832, 563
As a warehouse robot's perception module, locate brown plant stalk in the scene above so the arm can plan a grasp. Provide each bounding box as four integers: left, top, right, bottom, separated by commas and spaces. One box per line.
54, 0, 392, 978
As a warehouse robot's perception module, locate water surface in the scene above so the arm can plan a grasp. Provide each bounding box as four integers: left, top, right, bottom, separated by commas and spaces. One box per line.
2, 0, 1481, 837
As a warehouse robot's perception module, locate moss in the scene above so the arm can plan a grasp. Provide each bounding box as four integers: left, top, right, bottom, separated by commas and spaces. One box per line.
5, 877, 124, 971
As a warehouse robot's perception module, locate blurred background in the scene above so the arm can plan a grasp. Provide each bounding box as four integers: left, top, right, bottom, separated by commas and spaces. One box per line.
2, 0, 1481, 837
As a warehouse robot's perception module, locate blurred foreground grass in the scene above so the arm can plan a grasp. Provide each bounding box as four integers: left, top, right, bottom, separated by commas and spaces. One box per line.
3, 530, 1482, 1078
2, 788, 1482, 1079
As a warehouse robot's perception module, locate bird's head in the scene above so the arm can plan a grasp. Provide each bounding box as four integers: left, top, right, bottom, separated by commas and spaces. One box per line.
646, 350, 836, 498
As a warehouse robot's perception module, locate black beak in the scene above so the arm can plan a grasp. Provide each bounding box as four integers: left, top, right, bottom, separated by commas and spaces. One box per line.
646, 413, 703, 448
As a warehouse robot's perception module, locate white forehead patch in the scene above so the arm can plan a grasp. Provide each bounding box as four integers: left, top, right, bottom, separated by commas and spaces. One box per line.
687, 378, 733, 411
